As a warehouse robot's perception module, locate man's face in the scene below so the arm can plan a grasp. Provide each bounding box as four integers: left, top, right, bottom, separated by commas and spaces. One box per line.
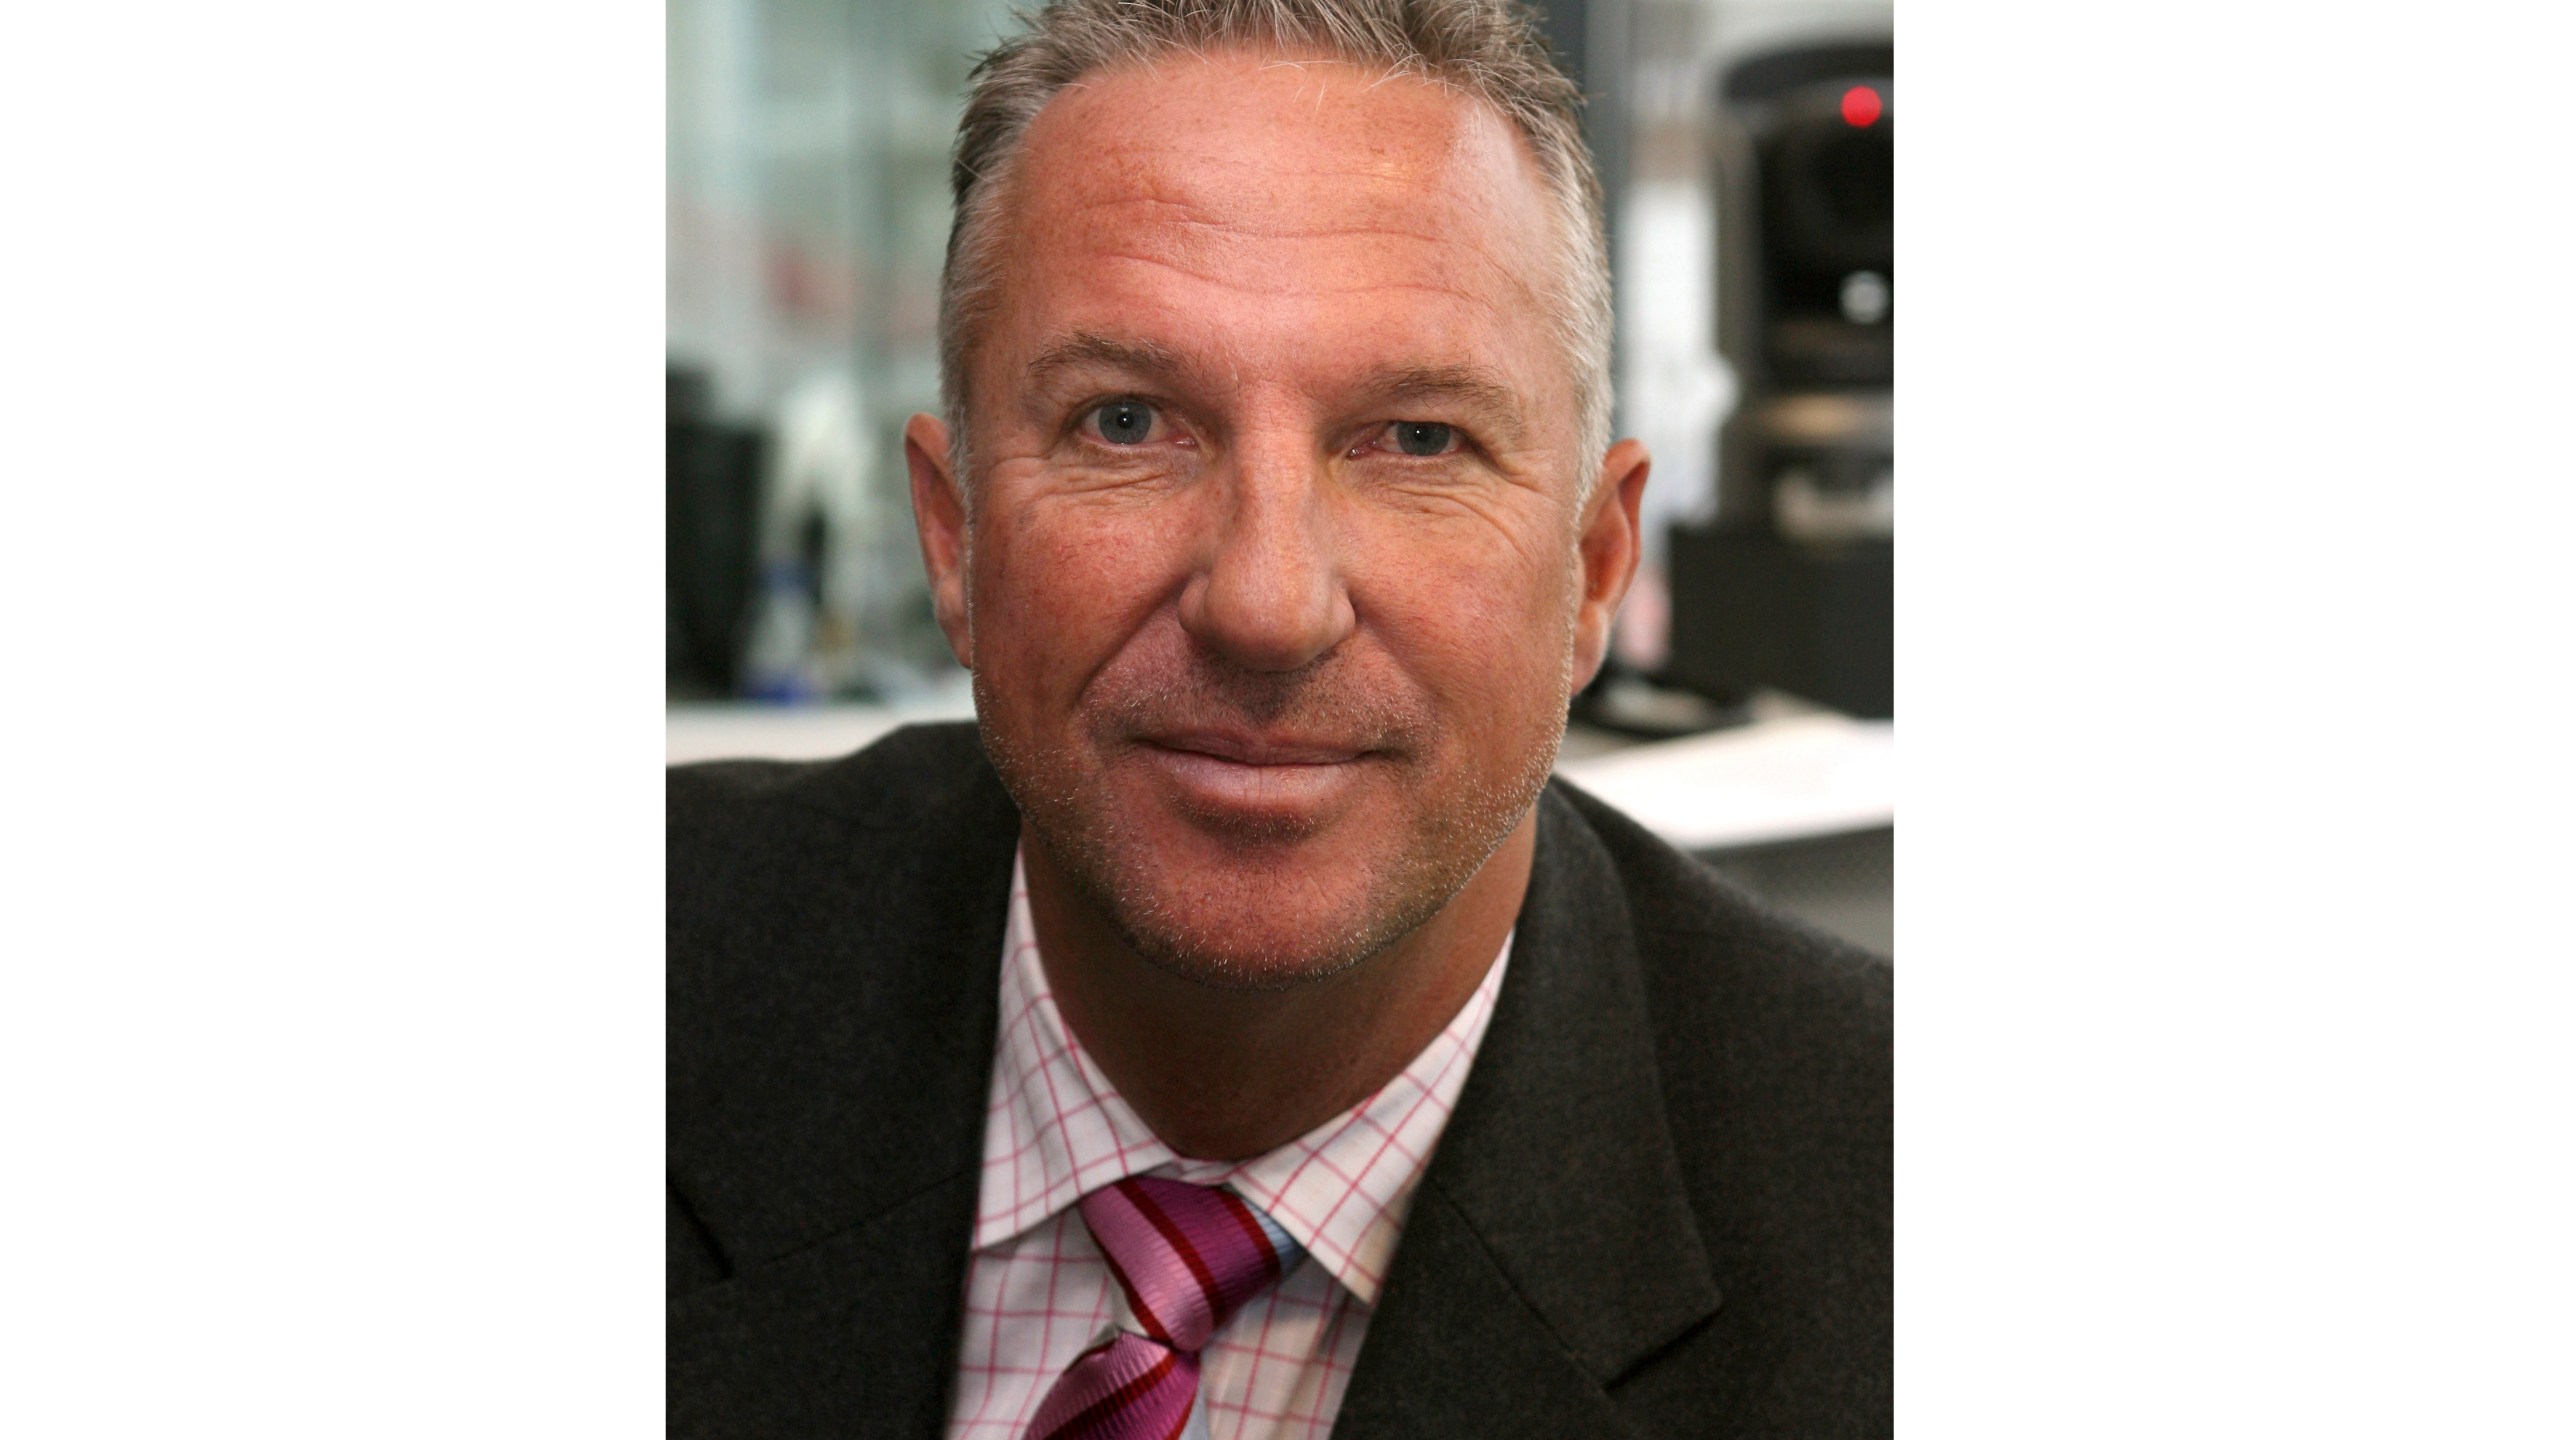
911, 51, 1645, 988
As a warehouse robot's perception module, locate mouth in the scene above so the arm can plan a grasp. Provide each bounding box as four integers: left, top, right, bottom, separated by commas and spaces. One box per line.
1129, 729, 1381, 831
1143, 729, 1371, 766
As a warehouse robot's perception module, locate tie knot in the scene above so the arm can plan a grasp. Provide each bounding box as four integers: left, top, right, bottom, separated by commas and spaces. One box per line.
1079, 1176, 1302, 1352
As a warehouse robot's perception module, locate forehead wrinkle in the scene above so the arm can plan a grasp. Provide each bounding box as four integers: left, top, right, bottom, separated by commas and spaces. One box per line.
1063, 161, 1478, 237
1075, 192, 1475, 249
1041, 162, 1555, 327
1050, 203, 1520, 303
1041, 234, 1508, 319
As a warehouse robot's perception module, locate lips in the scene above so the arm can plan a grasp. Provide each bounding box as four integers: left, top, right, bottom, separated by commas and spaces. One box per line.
1142, 729, 1369, 766
1129, 729, 1380, 833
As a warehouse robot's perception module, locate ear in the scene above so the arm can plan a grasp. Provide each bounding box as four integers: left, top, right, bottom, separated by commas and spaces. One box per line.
1570, 438, 1650, 694
905, 412, 974, 670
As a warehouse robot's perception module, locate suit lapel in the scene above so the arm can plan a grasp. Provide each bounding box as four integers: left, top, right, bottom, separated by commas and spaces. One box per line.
669, 1168, 986, 1438
669, 729, 1018, 1438
1332, 786, 1722, 1438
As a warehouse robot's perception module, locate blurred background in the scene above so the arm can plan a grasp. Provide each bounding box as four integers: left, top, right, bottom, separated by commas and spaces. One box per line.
667, 0, 1894, 952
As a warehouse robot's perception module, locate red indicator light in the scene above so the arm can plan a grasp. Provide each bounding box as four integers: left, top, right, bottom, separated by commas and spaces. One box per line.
1842, 85, 1883, 127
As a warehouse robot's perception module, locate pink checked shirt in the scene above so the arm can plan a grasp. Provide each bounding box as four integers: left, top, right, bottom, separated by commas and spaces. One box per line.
943, 852, 1512, 1440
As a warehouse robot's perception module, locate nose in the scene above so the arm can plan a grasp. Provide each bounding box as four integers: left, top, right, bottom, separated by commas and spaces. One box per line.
1177, 454, 1355, 672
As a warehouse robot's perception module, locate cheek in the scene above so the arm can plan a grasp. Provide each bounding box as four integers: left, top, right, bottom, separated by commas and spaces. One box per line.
1344, 516, 1577, 735
970, 500, 1193, 704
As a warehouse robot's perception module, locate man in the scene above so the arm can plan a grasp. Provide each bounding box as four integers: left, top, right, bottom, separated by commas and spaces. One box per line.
668, 2, 1889, 1436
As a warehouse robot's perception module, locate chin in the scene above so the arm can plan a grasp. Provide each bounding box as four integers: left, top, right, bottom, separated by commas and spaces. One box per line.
1042, 793, 1430, 991
1104, 866, 1428, 992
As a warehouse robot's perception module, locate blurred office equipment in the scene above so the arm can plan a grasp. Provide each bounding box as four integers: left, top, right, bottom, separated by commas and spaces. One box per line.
666, 359, 932, 703
667, 365, 766, 697
667, 0, 1014, 701
1667, 34, 1892, 719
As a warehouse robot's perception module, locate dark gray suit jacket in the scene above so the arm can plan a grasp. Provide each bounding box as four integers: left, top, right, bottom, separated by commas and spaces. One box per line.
669, 723, 1890, 1437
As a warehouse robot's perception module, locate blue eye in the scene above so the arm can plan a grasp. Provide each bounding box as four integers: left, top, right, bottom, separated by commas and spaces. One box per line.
1391, 421, 1456, 456
1089, 400, 1155, 445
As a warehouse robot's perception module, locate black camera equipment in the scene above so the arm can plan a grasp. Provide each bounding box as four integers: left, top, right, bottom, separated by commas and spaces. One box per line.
1666, 40, 1892, 719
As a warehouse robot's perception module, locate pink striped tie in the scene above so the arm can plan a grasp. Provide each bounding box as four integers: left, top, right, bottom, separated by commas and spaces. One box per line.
1023, 1176, 1303, 1440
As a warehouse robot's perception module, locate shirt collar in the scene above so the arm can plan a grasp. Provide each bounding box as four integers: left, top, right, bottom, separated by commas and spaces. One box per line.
970, 848, 1512, 1307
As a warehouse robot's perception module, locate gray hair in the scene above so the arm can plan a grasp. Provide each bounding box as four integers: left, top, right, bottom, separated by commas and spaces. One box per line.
936, 0, 1613, 493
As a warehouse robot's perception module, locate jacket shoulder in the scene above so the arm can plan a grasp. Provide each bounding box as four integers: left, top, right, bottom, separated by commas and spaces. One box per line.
668, 720, 991, 843
1546, 779, 1891, 1431
667, 722, 993, 928
666, 721, 1014, 1281
1550, 778, 1889, 1192
1550, 775, 1891, 1043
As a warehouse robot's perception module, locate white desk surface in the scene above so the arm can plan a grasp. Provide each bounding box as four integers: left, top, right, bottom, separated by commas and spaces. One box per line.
667, 700, 1890, 853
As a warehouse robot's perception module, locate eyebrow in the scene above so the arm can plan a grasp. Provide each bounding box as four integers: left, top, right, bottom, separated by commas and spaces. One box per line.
1022, 332, 1196, 391
1357, 364, 1531, 449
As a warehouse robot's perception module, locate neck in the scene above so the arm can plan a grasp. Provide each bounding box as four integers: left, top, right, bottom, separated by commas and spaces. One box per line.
1024, 819, 1536, 1162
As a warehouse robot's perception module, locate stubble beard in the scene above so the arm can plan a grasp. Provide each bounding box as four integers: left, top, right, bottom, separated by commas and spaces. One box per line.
975, 633, 1576, 993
